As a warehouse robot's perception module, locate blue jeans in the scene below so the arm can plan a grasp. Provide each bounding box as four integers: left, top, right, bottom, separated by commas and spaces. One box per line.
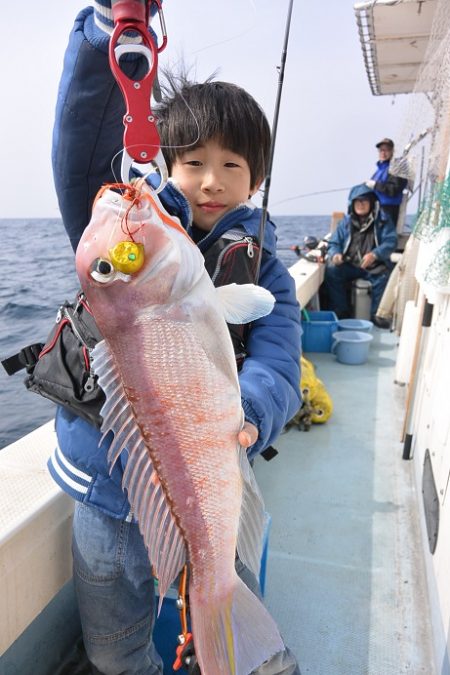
324, 262, 390, 318
72, 503, 300, 675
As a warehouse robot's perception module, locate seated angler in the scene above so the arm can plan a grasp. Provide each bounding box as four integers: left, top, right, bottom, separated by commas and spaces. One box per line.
323, 184, 397, 326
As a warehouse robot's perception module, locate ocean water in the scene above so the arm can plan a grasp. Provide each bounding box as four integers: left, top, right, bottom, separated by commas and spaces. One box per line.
0, 215, 330, 449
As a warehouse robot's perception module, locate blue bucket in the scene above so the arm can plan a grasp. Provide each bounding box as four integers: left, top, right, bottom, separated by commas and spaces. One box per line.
337, 318, 373, 333
331, 330, 373, 365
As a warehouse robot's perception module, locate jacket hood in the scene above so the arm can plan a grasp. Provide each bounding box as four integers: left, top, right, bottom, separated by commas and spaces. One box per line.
347, 183, 379, 216
348, 183, 377, 203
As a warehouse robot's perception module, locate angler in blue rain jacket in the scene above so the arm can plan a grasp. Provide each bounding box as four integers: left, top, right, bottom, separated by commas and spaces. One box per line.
48, 6, 302, 520
324, 183, 397, 321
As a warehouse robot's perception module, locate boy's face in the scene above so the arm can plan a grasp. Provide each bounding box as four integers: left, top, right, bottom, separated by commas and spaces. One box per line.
171, 140, 260, 232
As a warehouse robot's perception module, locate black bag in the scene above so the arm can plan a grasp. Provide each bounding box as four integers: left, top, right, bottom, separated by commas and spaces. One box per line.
1, 292, 105, 427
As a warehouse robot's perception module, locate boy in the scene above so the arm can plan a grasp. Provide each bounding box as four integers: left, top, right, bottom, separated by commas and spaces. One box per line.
49, 4, 302, 674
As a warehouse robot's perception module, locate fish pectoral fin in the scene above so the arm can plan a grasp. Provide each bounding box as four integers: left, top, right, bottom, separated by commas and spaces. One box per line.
216, 283, 275, 324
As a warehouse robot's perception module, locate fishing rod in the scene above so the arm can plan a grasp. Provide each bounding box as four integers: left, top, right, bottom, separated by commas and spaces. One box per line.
255, 0, 295, 279
277, 240, 329, 262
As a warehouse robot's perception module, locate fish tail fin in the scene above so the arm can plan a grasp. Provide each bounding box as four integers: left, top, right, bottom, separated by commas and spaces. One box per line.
189, 575, 285, 675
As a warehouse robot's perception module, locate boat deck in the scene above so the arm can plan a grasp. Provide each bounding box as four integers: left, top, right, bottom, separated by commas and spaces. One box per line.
255, 327, 435, 674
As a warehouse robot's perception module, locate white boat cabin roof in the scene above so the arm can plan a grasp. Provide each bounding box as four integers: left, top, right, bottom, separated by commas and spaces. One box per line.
354, 0, 438, 95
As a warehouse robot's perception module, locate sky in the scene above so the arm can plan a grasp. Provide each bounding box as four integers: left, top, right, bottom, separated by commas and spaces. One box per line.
0, 0, 412, 218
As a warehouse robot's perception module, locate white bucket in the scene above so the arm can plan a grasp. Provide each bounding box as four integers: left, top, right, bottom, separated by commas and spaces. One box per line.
331, 330, 373, 365
337, 318, 373, 333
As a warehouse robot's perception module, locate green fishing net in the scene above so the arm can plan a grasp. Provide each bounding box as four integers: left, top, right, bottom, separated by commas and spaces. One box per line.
412, 177, 450, 291
413, 176, 450, 242
423, 238, 450, 289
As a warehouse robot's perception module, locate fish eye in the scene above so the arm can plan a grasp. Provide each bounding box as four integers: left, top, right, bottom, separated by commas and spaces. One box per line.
90, 258, 116, 283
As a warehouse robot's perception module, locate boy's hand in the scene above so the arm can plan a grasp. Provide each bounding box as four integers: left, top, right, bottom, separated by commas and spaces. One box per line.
238, 422, 258, 448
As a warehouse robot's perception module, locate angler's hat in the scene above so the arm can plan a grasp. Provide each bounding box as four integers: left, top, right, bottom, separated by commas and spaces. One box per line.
375, 137, 394, 149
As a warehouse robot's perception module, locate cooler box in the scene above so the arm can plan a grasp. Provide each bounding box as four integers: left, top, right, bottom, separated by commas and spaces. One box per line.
153, 515, 271, 674
301, 311, 338, 353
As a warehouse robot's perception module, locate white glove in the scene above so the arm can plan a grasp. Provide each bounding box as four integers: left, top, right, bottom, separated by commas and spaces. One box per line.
365, 179, 376, 189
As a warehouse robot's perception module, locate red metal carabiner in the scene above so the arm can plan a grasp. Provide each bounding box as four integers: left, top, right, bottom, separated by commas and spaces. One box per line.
109, 0, 167, 166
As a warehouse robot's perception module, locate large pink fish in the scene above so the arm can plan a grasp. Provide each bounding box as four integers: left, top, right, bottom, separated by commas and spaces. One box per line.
75, 181, 285, 674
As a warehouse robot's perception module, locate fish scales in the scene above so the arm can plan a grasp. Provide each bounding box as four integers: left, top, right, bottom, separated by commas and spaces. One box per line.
76, 185, 285, 674
108, 318, 243, 585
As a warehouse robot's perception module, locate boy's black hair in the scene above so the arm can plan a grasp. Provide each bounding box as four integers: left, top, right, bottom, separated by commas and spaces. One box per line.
155, 75, 271, 188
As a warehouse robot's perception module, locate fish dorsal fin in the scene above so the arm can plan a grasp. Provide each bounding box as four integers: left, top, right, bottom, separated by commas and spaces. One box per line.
91, 340, 186, 606
216, 283, 275, 324
236, 445, 267, 579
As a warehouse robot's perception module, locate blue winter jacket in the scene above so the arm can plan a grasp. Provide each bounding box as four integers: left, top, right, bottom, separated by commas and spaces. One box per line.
48, 7, 302, 518
371, 160, 407, 207
327, 208, 397, 267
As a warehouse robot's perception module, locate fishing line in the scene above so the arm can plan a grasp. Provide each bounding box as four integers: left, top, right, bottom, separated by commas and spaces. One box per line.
255, 0, 295, 279
166, 0, 258, 59
271, 186, 352, 207
187, 26, 257, 57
